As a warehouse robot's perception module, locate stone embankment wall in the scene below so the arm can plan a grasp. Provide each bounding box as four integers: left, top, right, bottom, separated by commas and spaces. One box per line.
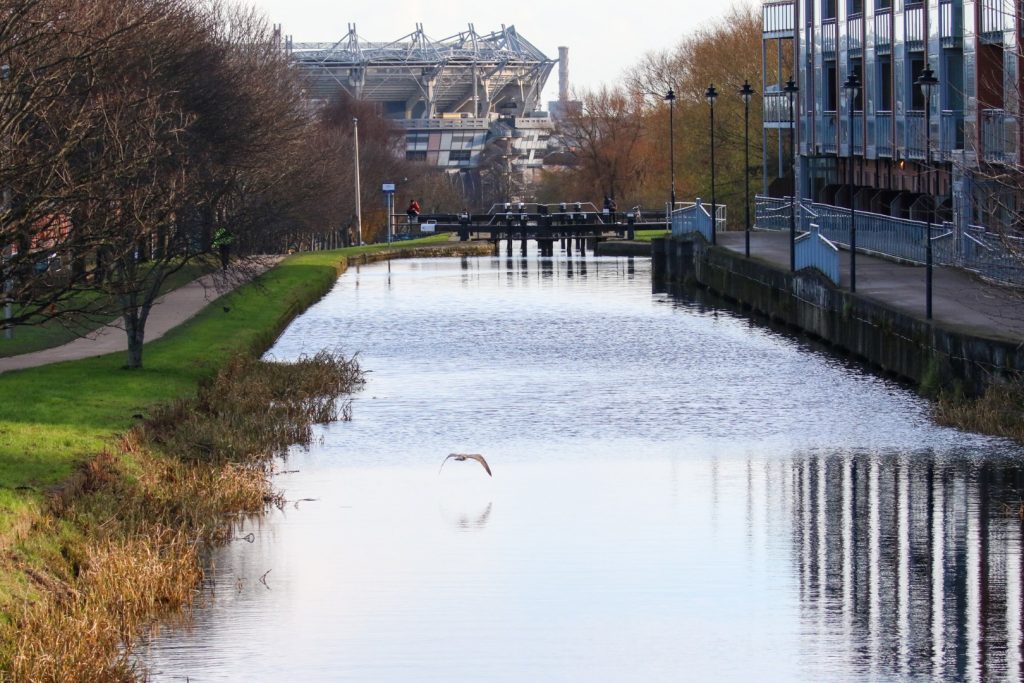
654, 237, 1024, 396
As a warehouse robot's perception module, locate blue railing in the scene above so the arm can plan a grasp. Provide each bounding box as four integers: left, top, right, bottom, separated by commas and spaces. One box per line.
795, 225, 840, 284
755, 195, 1024, 285
670, 199, 725, 242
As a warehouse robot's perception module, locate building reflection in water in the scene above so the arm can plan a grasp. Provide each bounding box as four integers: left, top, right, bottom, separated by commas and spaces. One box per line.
786, 452, 1024, 681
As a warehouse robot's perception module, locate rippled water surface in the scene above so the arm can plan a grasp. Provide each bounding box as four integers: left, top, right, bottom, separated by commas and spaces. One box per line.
143, 251, 1024, 682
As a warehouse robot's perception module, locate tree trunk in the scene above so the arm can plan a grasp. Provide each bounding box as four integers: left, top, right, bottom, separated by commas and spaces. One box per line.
123, 310, 144, 369
122, 295, 153, 369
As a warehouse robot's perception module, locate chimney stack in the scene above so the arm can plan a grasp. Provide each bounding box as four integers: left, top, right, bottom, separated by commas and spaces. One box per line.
558, 46, 569, 102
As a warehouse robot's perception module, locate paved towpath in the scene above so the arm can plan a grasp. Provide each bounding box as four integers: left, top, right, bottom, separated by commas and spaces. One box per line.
713, 231, 1024, 341
0, 257, 281, 373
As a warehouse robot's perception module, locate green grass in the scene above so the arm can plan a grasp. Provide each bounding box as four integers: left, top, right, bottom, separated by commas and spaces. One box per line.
0, 237, 453, 537
0, 262, 215, 358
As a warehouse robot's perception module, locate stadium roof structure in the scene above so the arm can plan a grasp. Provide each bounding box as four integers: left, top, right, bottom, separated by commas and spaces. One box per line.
289, 24, 555, 118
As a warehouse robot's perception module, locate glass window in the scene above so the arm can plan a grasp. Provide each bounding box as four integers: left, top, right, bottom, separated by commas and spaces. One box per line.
825, 60, 838, 111
877, 55, 892, 111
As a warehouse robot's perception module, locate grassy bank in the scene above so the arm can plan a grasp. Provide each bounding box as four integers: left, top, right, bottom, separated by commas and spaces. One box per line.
0, 236, 488, 680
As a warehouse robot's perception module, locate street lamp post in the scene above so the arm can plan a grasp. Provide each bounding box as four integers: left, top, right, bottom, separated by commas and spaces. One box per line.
784, 77, 799, 271
665, 88, 677, 225
917, 64, 938, 320
353, 117, 363, 245
843, 72, 861, 292
706, 84, 718, 245
740, 80, 755, 258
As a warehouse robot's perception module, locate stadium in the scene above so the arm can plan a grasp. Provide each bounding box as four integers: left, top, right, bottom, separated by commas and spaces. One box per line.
286, 24, 567, 197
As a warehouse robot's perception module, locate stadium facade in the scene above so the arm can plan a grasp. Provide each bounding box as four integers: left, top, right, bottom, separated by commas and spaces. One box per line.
287, 24, 564, 197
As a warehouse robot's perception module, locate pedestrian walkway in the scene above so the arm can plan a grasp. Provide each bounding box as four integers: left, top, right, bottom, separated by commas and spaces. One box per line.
0, 257, 281, 373
714, 231, 1024, 341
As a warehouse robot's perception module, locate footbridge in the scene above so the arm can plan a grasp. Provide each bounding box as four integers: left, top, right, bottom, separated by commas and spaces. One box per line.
414, 202, 666, 255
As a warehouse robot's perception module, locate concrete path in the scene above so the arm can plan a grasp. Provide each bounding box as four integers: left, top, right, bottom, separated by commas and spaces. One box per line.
0, 257, 281, 373
715, 231, 1024, 341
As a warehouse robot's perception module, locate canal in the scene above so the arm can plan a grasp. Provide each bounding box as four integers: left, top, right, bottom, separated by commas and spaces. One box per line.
142, 250, 1024, 682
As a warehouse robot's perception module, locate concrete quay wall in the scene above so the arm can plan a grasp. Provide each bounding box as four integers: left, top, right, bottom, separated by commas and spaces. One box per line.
654, 236, 1024, 396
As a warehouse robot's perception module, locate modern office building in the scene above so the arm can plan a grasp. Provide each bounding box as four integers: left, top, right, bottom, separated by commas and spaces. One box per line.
286, 25, 559, 195
762, 0, 1020, 230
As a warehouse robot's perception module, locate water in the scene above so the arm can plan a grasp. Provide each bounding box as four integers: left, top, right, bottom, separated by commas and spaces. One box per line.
141, 250, 1024, 682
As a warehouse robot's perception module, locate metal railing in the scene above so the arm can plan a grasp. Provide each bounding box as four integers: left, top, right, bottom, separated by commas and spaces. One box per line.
940, 110, 964, 159
670, 200, 726, 242
763, 89, 795, 126
818, 112, 838, 154
940, 0, 962, 45
874, 10, 892, 50
980, 0, 1009, 37
795, 225, 841, 284
962, 227, 1024, 283
982, 108, 1018, 164
847, 14, 864, 51
755, 195, 1024, 285
905, 111, 927, 160
849, 113, 864, 154
876, 111, 894, 157
763, 1, 795, 36
905, 5, 925, 45
822, 20, 838, 55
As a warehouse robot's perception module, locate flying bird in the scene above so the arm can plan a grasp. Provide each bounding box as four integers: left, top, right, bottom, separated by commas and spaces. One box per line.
439, 453, 492, 477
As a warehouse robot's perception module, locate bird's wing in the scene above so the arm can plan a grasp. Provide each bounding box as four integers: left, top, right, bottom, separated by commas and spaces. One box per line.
438, 453, 458, 475
466, 454, 492, 477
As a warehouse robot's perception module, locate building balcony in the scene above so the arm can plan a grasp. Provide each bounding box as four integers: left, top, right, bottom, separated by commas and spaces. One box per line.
905, 111, 926, 160
876, 111, 894, 157
847, 14, 863, 53
939, 0, 963, 47
821, 19, 838, 56
940, 110, 964, 160
818, 111, 838, 154
905, 4, 925, 49
763, 0, 795, 38
980, 0, 1008, 41
874, 10, 892, 53
982, 108, 1018, 164
763, 88, 796, 128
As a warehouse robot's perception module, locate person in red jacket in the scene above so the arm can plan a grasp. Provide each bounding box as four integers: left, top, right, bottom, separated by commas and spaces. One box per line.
406, 199, 421, 223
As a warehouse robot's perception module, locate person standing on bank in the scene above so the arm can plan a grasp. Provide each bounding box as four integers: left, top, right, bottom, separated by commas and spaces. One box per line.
406, 199, 421, 224
212, 227, 233, 270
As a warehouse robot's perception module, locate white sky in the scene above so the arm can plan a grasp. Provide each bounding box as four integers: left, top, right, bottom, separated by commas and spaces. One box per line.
241, 0, 751, 104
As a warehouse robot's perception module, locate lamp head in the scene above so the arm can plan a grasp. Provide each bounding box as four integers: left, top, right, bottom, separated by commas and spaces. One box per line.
842, 71, 861, 98
664, 88, 676, 103
739, 80, 755, 104
916, 64, 938, 95
783, 77, 799, 95
705, 84, 718, 104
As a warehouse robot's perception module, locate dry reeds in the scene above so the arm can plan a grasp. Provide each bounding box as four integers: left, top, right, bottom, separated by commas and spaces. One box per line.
934, 380, 1024, 442
2, 351, 363, 681
142, 351, 363, 464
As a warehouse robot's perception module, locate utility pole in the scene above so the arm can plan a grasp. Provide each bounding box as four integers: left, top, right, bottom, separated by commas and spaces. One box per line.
353, 117, 363, 245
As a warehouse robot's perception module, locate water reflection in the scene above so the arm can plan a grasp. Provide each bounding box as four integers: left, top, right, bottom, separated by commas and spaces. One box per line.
439, 501, 493, 532
788, 452, 1024, 681
142, 253, 1024, 682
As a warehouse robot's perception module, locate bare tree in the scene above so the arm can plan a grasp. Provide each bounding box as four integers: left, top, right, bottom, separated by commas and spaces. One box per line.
550, 86, 651, 206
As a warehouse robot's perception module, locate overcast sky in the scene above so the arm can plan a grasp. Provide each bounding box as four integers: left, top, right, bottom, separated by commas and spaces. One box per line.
241, 0, 751, 104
